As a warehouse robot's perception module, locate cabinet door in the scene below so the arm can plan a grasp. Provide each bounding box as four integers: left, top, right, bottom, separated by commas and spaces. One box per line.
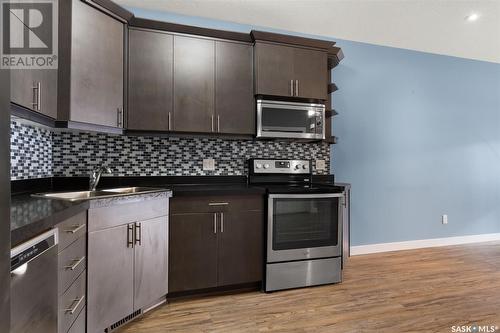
128, 29, 173, 131
169, 213, 218, 292
173, 36, 214, 133
70, 0, 124, 127
255, 42, 294, 97
293, 48, 328, 100
11, 69, 58, 118
134, 217, 168, 310
87, 225, 134, 333
215, 41, 255, 135
218, 210, 263, 286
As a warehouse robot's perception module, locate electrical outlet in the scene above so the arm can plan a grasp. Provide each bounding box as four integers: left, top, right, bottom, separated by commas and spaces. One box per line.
442, 214, 448, 225
203, 159, 215, 171
316, 159, 326, 171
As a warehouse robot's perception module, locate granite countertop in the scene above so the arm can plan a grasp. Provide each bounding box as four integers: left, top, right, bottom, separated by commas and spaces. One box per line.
10, 188, 173, 247
11, 194, 90, 247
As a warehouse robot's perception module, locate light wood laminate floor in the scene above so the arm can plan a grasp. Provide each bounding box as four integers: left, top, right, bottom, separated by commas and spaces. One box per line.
119, 242, 500, 333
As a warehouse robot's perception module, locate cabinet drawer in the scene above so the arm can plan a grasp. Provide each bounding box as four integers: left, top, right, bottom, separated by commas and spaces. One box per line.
59, 271, 86, 333
67, 306, 85, 333
88, 198, 169, 232
57, 212, 87, 252
58, 236, 86, 295
170, 195, 263, 214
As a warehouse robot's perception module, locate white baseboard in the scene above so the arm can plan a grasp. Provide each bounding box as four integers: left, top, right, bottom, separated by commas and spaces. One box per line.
350, 233, 500, 256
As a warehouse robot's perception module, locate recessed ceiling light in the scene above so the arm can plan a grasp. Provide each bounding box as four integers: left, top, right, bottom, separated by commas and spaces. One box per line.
465, 13, 480, 22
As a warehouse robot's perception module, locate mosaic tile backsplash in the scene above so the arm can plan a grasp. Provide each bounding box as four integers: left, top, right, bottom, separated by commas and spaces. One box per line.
11, 119, 331, 180
11, 120, 53, 180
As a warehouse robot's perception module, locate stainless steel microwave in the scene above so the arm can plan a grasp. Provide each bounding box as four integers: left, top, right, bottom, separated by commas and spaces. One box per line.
256, 100, 325, 140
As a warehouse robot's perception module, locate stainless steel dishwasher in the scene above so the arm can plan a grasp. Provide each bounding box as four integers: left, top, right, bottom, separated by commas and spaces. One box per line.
10, 229, 58, 333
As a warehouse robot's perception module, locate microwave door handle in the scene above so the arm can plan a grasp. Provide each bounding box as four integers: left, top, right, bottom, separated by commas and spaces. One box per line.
316, 113, 321, 135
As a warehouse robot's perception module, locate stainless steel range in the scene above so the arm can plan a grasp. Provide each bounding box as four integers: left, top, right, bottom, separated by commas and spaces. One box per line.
248, 158, 344, 292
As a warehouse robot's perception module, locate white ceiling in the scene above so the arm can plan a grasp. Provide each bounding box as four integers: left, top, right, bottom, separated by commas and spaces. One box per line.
114, 0, 500, 64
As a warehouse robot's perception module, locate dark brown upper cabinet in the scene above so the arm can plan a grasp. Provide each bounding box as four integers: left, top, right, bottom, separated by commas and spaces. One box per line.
58, 0, 125, 128
173, 36, 215, 133
254, 42, 294, 97
215, 41, 255, 135
293, 47, 328, 100
254, 41, 328, 100
10, 0, 130, 132
128, 28, 173, 131
11, 69, 58, 119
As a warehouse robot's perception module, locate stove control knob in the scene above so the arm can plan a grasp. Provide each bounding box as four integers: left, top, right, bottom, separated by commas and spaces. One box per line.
294, 164, 301, 170
303, 164, 308, 169
264, 163, 270, 169
255, 163, 262, 169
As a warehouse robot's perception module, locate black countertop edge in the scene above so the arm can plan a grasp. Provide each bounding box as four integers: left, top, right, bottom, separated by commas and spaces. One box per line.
10, 197, 89, 247
11, 176, 265, 196
11, 176, 349, 197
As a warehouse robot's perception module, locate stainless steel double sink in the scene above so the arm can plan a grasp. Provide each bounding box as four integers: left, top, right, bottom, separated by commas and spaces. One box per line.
33, 187, 167, 202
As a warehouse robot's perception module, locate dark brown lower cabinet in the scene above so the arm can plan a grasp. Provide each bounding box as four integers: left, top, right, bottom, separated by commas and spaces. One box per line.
218, 210, 263, 286
169, 196, 264, 293
169, 213, 218, 292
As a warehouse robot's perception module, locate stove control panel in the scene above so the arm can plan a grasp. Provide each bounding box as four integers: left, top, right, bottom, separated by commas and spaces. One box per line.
251, 159, 311, 174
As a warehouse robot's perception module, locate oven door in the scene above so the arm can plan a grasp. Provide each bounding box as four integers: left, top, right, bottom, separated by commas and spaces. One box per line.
257, 100, 325, 139
267, 193, 343, 263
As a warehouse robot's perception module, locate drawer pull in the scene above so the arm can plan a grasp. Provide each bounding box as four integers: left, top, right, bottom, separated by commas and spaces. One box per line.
65, 296, 85, 315
208, 202, 229, 206
64, 224, 85, 234
65, 256, 85, 271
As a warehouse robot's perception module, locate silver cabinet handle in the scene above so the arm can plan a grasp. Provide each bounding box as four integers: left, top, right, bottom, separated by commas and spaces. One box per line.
217, 115, 220, 133
64, 256, 85, 271
117, 108, 124, 127
168, 112, 172, 130
208, 202, 229, 206
64, 224, 85, 234
127, 224, 134, 248
135, 222, 141, 246
213, 213, 217, 234
65, 296, 85, 315
211, 115, 214, 132
295, 80, 299, 96
32, 82, 41, 111
37, 82, 42, 112
290, 80, 294, 96
220, 212, 224, 233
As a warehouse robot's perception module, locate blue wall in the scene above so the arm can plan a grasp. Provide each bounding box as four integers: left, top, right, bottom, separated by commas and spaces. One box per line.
128, 8, 500, 246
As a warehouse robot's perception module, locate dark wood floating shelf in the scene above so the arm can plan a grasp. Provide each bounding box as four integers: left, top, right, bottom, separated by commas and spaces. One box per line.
325, 136, 338, 144
328, 83, 339, 94
325, 109, 338, 118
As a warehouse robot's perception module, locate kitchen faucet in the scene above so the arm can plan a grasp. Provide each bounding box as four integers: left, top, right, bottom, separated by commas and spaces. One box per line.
90, 165, 112, 191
